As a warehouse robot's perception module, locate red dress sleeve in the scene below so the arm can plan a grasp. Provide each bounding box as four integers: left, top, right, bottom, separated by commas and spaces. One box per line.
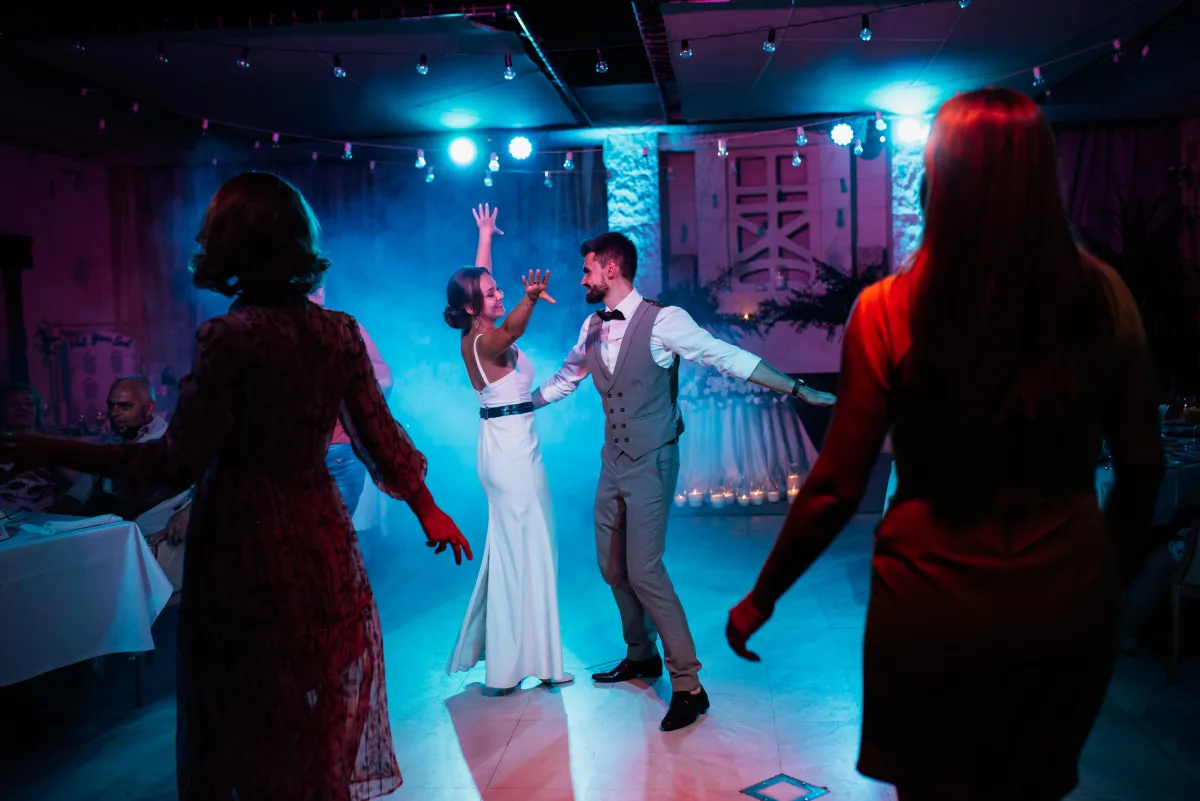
338, 315, 428, 501
109, 319, 239, 504
749, 281, 896, 611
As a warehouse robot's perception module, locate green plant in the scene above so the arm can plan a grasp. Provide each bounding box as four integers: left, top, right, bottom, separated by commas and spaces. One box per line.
759, 255, 887, 340
657, 266, 764, 337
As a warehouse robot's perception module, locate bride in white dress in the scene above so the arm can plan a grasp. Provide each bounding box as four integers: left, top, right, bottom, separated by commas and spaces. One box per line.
443, 205, 572, 690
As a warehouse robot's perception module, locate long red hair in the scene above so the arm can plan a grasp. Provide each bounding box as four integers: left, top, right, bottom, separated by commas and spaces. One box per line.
906, 87, 1117, 423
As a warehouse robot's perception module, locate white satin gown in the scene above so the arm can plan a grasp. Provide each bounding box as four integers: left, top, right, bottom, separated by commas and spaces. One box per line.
446, 336, 568, 688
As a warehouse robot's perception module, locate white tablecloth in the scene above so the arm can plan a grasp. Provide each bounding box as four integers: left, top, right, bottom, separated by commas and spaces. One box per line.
0, 515, 174, 686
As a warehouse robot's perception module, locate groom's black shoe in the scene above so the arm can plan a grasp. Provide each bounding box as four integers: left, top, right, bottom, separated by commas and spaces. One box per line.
591, 656, 663, 684
661, 687, 710, 732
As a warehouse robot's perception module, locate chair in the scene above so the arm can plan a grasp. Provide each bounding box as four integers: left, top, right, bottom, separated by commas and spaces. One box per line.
1168, 523, 1200, 684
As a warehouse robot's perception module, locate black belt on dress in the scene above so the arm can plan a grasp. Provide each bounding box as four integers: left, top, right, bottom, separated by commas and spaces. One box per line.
480, 402, 535, 420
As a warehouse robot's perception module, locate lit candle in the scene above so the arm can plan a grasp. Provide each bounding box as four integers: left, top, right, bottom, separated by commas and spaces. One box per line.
710, 490, 725, 509
674, 493, 686, 508
688, 489, 703, 508
786, 472, 802, 494
787, 487, 800, 503
767, 488, 781, 503
723, 489, 735, 504
749, 488, 765, 506
738, 493, 750, 507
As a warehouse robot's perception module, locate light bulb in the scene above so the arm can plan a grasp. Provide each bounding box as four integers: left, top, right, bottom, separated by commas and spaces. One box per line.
272, 132, 280, 148
544, 171, 553, 188
342, 142, 353, 161
73, 39, 85, 52
484, 173, 493, 187
718, 138, 728, 158
563, 151, 574, 170
1112, 39, 1122, 64
212, 156, 219, 167
792, 151, 802, 167
958, 0, 970, 7
853, 139, 864, 156
417, 53, 429, 75
236, 47, 251, 68
333, 54, 346, 78
311, 152, 318, 162
131, 101, 139, 116
426, 167, 435, 183
595, 50, 608, 74
860, 15, 872, 41
1032, 66, 1045, 87
875, 112, 887, 131
796, 126, 808, 147
155, 42, 168, 64
504, 53, 515, 80
369, 160, 376, 171
763, 28, 777, 53
415, 149, 426, 169
489, 152, 500, 172
201, 119, 209, 136
679, 39, 692, 58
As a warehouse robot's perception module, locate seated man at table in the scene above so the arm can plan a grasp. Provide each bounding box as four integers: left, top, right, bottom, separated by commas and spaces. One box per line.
52, 376, 189, 590
0, 383, 73, 512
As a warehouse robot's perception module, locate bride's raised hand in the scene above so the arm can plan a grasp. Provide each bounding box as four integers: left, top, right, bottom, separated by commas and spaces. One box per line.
471, 203, 503, 236
521, 269, 556, 304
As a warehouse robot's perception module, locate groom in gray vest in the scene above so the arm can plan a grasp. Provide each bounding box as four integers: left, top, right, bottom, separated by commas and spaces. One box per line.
533, 232, 835, 731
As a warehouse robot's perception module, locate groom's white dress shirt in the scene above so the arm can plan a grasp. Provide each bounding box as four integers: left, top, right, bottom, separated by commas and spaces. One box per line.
537, 289, 762, 404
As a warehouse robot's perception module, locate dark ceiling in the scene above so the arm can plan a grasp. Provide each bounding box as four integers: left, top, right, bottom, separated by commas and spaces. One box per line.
0, 0, 1197, 166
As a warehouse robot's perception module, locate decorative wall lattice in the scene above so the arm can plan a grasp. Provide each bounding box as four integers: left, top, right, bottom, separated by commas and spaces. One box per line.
726, 148, 814, 289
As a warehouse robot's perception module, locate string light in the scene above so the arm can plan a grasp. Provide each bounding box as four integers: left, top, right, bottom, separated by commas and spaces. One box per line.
271, 132, 280, 148
874, 112, 887, 131
718, 138, 728, 158
1141, 44, 1151, 60
503, 53, 516, 80
1032, 66, 1045, 87
311, 151, 318, 162
155, 42, 168, 64
425, 167, 435, 183
509, 136, 532, 160
333, 54, 346, 78
343, 142, 353, 160
792, 150, 802, 167
563, 151, 574, 170
236, 47, 251, 69
853, 139, 864, 156
860, 15, 872, 42
369, 160, 376, 172
131, 101, 139, 117
595, 49, 609, 74
1112, 39, 1122, 64
831, 123, 854, 146
544, 171, 553, 188
415, 149, 426, 168
763, 28, 777, 53
201, 118, 209, 135
679, 39, 693, 58
254, 140, 261, 150
958, 0, 970, 7
488, 152, 500, 172
417, 53, 429, 74
79, 87, 89, 98
98, 117, 106, 133
73, 39, 85, 52
212, 156, 219, 166
796, 126, 808, 146
484, 172, 493, 187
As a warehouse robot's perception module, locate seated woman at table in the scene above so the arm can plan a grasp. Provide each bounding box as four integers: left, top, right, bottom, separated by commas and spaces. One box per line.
2, 171, 473, 801
0, 384, 72, 513
726, 88, 1164, 801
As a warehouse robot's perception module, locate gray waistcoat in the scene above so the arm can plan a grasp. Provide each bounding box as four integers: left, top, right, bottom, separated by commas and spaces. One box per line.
587, 300, 685, 461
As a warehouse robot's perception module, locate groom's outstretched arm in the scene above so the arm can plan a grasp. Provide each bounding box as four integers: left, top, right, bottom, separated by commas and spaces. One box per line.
655, 306, 836, 405
532, 317, 592, 408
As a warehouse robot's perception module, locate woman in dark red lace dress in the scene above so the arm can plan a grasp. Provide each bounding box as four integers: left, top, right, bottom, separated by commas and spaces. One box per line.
4, 172, 472, 801
726, 89, 1164, 801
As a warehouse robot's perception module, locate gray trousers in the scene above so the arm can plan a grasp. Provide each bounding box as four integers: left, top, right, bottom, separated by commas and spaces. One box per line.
594, 441, 701, 692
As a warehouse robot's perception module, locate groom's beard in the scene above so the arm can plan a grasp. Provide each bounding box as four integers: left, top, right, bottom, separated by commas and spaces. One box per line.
585, 285, 606, 305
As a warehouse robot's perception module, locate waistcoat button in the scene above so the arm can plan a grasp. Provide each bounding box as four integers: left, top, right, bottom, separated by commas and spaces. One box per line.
618, 392, 623, 397
624, 438, 629, 442
620, 408, 624, 412
607, 393, 612, 398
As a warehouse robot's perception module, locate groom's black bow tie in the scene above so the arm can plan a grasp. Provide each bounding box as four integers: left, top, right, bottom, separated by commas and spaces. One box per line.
597, 309, 625, 322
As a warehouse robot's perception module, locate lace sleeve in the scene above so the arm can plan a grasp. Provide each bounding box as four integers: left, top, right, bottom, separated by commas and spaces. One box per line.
338, 316, 428, 500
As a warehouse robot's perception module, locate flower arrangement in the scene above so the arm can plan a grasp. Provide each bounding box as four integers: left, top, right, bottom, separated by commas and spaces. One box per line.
759, 254, 887, 340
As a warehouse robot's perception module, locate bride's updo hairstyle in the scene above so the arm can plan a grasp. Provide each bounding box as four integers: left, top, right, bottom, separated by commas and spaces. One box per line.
444, 267, 489, 333
190, 171, 330, 302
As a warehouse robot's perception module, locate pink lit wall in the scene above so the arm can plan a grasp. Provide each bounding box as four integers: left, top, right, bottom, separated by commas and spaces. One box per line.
0, 143, 115, 396
662, 129, 891, 374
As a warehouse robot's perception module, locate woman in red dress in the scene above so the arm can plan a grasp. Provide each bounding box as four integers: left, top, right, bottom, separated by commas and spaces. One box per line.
3, 172, 473, 800
726, 89, 1164, 800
